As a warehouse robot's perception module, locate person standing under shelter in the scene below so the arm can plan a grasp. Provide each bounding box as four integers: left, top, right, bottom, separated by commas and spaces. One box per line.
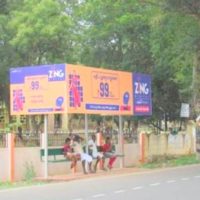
102, 136, 117, 170
17, 126, 23, 141
88, 134, 105, 172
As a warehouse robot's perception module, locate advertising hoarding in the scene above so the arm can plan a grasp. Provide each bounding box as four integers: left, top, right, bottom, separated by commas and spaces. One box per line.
66, 64, 133, 115
10, 64, 66, 115
10, 64, 152, 116
133, 73, 152, 116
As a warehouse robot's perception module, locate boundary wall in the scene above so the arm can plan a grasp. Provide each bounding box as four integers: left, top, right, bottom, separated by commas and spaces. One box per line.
0, 130, 196, 181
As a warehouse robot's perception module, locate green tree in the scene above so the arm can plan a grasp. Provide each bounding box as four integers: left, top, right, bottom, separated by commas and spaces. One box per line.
166, 0, 200, 116
151, 0, 200, 117
78, 0, 184, 124
0, 0, 78, 105
76, 0, 154, 73
9, 0, 75, 65
1, 0, 197, 128
0, 0, 22, 105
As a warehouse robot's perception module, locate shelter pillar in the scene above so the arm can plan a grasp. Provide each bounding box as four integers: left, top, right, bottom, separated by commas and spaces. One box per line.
119, 115, 124, 168
139, 132, 146, 163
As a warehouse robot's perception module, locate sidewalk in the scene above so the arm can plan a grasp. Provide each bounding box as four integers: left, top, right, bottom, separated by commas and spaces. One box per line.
36, 167, 147, 183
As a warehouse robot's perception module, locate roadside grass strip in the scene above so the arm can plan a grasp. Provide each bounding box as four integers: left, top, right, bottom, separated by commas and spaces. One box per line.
0, 181, 45, 190
141, 154, 200, 169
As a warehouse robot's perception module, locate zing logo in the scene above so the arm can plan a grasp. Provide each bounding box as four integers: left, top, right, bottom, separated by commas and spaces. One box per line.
135, 82, 149, 95
48, 69, 65, 81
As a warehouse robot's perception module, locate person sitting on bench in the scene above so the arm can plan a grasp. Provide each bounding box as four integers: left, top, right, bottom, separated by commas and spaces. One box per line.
63, 137, 78, 169
88, 134, 105, 172
102, 136, 117, 170
72, 135, 93, 174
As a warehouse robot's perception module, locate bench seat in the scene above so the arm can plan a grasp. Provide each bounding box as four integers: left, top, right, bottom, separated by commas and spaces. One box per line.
40, 146, 124, 163
40, 148, 69, 163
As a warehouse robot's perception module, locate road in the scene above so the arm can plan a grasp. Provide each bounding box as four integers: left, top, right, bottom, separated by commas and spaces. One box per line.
1, 165, 200, 200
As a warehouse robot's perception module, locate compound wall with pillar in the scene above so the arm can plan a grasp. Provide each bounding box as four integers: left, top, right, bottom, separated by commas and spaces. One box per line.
0, 138, 139, 181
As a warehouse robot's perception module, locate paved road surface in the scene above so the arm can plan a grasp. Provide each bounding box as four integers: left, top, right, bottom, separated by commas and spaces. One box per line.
1, 165, 200, 200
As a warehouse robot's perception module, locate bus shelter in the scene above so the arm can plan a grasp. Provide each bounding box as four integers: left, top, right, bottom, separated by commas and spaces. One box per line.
10, 64, 152, 179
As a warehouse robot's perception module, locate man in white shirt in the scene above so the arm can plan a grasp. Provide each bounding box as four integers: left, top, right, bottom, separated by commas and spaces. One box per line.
88, 134, 105, 172
72, 135, 93, 174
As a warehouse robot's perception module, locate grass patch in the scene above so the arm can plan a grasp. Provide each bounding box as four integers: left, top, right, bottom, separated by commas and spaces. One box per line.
0, 181, 45, 190
141, 154, 200, 169
0, 161, 45, 190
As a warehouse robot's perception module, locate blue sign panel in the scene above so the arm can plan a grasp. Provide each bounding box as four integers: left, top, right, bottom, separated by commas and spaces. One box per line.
10, 64, 65, 84
133, 73, 152, 116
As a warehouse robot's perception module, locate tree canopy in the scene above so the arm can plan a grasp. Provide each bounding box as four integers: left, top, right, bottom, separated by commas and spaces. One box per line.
0, 0, 199, 122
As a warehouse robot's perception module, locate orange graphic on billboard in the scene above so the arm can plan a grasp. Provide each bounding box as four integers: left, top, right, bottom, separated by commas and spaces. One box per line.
10, 64, 66, 115
66, 64, 133, 115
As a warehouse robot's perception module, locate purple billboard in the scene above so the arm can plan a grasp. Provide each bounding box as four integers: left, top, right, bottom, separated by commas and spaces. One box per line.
133, 73, 152, 116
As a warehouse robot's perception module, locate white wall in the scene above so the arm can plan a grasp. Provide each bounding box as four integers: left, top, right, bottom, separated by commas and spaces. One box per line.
115, 143, 139, 167
0, 143, 139, 181
0, 148, 9, 181
144, 133, 195, 160
0, 133, 195, 181
15, 147, 43, 181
